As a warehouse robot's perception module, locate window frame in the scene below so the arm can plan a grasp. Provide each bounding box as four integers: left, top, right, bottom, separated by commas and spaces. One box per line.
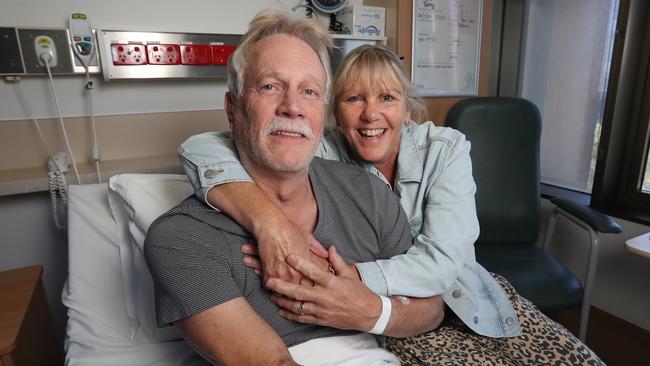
591, 0, 650, 224
618, 46, 650, 207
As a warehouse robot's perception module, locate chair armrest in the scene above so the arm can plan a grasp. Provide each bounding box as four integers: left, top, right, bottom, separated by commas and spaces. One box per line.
550, 198, 622, 234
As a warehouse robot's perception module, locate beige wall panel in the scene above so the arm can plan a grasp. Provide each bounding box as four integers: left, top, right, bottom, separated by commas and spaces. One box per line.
0, 110, 229, 171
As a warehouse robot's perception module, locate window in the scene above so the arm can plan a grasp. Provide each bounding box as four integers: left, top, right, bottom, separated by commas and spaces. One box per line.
499, 0, 650, 222
518, 0, 619, 193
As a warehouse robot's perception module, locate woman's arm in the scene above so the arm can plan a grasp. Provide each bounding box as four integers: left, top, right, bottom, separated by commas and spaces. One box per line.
355, 126, 479, 298
266, 247, 445, 337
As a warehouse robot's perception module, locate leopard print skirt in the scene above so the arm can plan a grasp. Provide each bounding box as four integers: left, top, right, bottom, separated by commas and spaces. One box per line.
385, 274, 605, 366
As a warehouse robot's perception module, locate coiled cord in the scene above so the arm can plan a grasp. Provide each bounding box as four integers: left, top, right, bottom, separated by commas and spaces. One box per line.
329, 13, 343, 33
48, 170, 67, 230
305, 0, 314, 18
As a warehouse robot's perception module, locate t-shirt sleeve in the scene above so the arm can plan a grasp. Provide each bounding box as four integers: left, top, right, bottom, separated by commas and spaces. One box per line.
144, 214, 242, 327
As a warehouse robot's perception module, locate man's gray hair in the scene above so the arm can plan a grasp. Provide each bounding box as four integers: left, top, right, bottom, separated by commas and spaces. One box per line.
227, 10, 334, 100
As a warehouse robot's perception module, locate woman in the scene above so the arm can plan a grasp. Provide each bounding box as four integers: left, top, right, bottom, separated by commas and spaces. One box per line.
179, 45, 602, 365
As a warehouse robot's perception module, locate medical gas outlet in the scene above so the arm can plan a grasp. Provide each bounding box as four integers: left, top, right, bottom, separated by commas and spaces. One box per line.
35, 35, 58, 67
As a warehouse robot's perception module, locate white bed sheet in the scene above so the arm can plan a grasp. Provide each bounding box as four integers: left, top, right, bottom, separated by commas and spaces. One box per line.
63, 183, 208, 366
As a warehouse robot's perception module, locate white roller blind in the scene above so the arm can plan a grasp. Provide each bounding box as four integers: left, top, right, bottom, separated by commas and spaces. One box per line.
519, 0, 619, 193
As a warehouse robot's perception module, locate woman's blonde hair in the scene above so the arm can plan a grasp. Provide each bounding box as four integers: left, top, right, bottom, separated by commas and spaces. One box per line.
227, 10, 334, 100
330, 44, 427, 125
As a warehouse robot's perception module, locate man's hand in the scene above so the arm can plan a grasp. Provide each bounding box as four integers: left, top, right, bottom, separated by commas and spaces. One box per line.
266, 246, 382, 332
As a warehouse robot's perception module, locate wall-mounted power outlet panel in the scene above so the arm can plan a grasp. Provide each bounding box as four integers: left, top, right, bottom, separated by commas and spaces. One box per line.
98, 30, 240, 80
18, 28, 73, 74
181, 44, 212, 65
148, 44, 181, 65
0, 27, 24, 75
212, 45, 236, 65
110, 43, 147, 65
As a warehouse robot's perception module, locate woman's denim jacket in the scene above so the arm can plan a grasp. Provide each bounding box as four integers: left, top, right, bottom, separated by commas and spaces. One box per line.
178, 121, 521, 338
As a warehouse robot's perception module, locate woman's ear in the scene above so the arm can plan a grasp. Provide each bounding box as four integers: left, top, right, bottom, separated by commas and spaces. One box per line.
404, 110, 412, 125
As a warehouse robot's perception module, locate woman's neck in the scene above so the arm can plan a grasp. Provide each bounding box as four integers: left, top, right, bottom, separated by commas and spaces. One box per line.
375, 160, 397, 189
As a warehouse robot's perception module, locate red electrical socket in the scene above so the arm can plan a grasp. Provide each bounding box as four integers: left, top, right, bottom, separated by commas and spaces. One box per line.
147, 44, 181, 65
181, 44, 212, 65
212, 45, 236, 65
111, 43, 147, 65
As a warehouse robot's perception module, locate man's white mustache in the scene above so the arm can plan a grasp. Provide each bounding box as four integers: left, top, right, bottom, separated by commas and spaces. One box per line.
264, 119, 314, 139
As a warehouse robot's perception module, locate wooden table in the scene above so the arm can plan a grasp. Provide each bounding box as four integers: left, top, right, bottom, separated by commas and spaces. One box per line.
625, 232, 650, 259
0, 265, 62, 366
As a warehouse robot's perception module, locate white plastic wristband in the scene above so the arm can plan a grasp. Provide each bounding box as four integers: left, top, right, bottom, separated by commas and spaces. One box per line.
368, 295, 392, 334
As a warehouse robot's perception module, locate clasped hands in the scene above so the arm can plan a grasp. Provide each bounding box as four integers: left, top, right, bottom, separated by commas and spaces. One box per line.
241, 237, 382, 332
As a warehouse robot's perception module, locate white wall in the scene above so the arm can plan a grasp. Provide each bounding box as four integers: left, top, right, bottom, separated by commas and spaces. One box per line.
0, 0, 298, 120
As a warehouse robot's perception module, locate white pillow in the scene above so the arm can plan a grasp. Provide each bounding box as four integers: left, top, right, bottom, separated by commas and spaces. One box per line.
108, 173, 194, 342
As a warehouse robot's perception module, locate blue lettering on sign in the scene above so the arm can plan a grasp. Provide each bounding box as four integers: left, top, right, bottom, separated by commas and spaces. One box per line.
356, 25, 380, 36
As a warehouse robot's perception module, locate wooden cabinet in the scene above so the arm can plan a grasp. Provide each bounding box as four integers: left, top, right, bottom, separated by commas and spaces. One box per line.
0, 266, 62, 366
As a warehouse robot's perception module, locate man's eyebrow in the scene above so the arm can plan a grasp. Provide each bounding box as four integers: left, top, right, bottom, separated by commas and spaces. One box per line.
253, 71, 324, 89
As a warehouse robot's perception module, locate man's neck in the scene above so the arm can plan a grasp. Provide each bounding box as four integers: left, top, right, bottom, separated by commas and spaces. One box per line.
245, 164, 318, 232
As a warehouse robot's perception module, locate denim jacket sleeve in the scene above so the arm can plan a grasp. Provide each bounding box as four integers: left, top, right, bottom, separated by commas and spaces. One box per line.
178, 131, 252, 207
178, 129, 346, 206
355, 124, 480, 297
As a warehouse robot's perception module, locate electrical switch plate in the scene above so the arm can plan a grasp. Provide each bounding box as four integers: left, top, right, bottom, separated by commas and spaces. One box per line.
111, 43, 147, 65
211, 45, 236, 65
0, 28, 24, 75
180, 44, 212, 65
147, 44, 180, 65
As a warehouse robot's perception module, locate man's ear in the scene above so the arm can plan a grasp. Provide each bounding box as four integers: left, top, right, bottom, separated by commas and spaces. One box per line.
225, 92, 237, 129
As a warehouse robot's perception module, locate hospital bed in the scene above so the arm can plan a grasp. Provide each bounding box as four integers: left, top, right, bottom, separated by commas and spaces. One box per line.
62, 174, 209, 365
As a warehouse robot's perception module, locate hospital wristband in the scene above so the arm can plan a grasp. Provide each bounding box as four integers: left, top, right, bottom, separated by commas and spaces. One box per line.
368, 295, 392, 334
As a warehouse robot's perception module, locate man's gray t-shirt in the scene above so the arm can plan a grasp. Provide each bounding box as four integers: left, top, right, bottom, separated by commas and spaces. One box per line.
144, 157, 413, 347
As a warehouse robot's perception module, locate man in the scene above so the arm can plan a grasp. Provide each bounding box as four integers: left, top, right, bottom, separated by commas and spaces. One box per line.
145, 10, 443, 365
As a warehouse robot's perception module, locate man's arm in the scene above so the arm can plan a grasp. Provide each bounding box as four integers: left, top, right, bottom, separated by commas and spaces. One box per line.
266, 247, 444, 337
175, 298, 298, 366
145, 215, 298, 365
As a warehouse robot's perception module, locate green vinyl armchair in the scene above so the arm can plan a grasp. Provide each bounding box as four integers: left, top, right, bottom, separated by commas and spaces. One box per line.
445, 97, 622, 341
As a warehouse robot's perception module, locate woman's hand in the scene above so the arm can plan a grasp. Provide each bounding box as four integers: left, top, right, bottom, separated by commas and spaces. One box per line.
265, 246, 381, 332
242, 241, 330, 287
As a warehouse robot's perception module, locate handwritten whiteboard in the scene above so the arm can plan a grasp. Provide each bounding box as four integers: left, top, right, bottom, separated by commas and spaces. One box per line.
411, 0, 483, 97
